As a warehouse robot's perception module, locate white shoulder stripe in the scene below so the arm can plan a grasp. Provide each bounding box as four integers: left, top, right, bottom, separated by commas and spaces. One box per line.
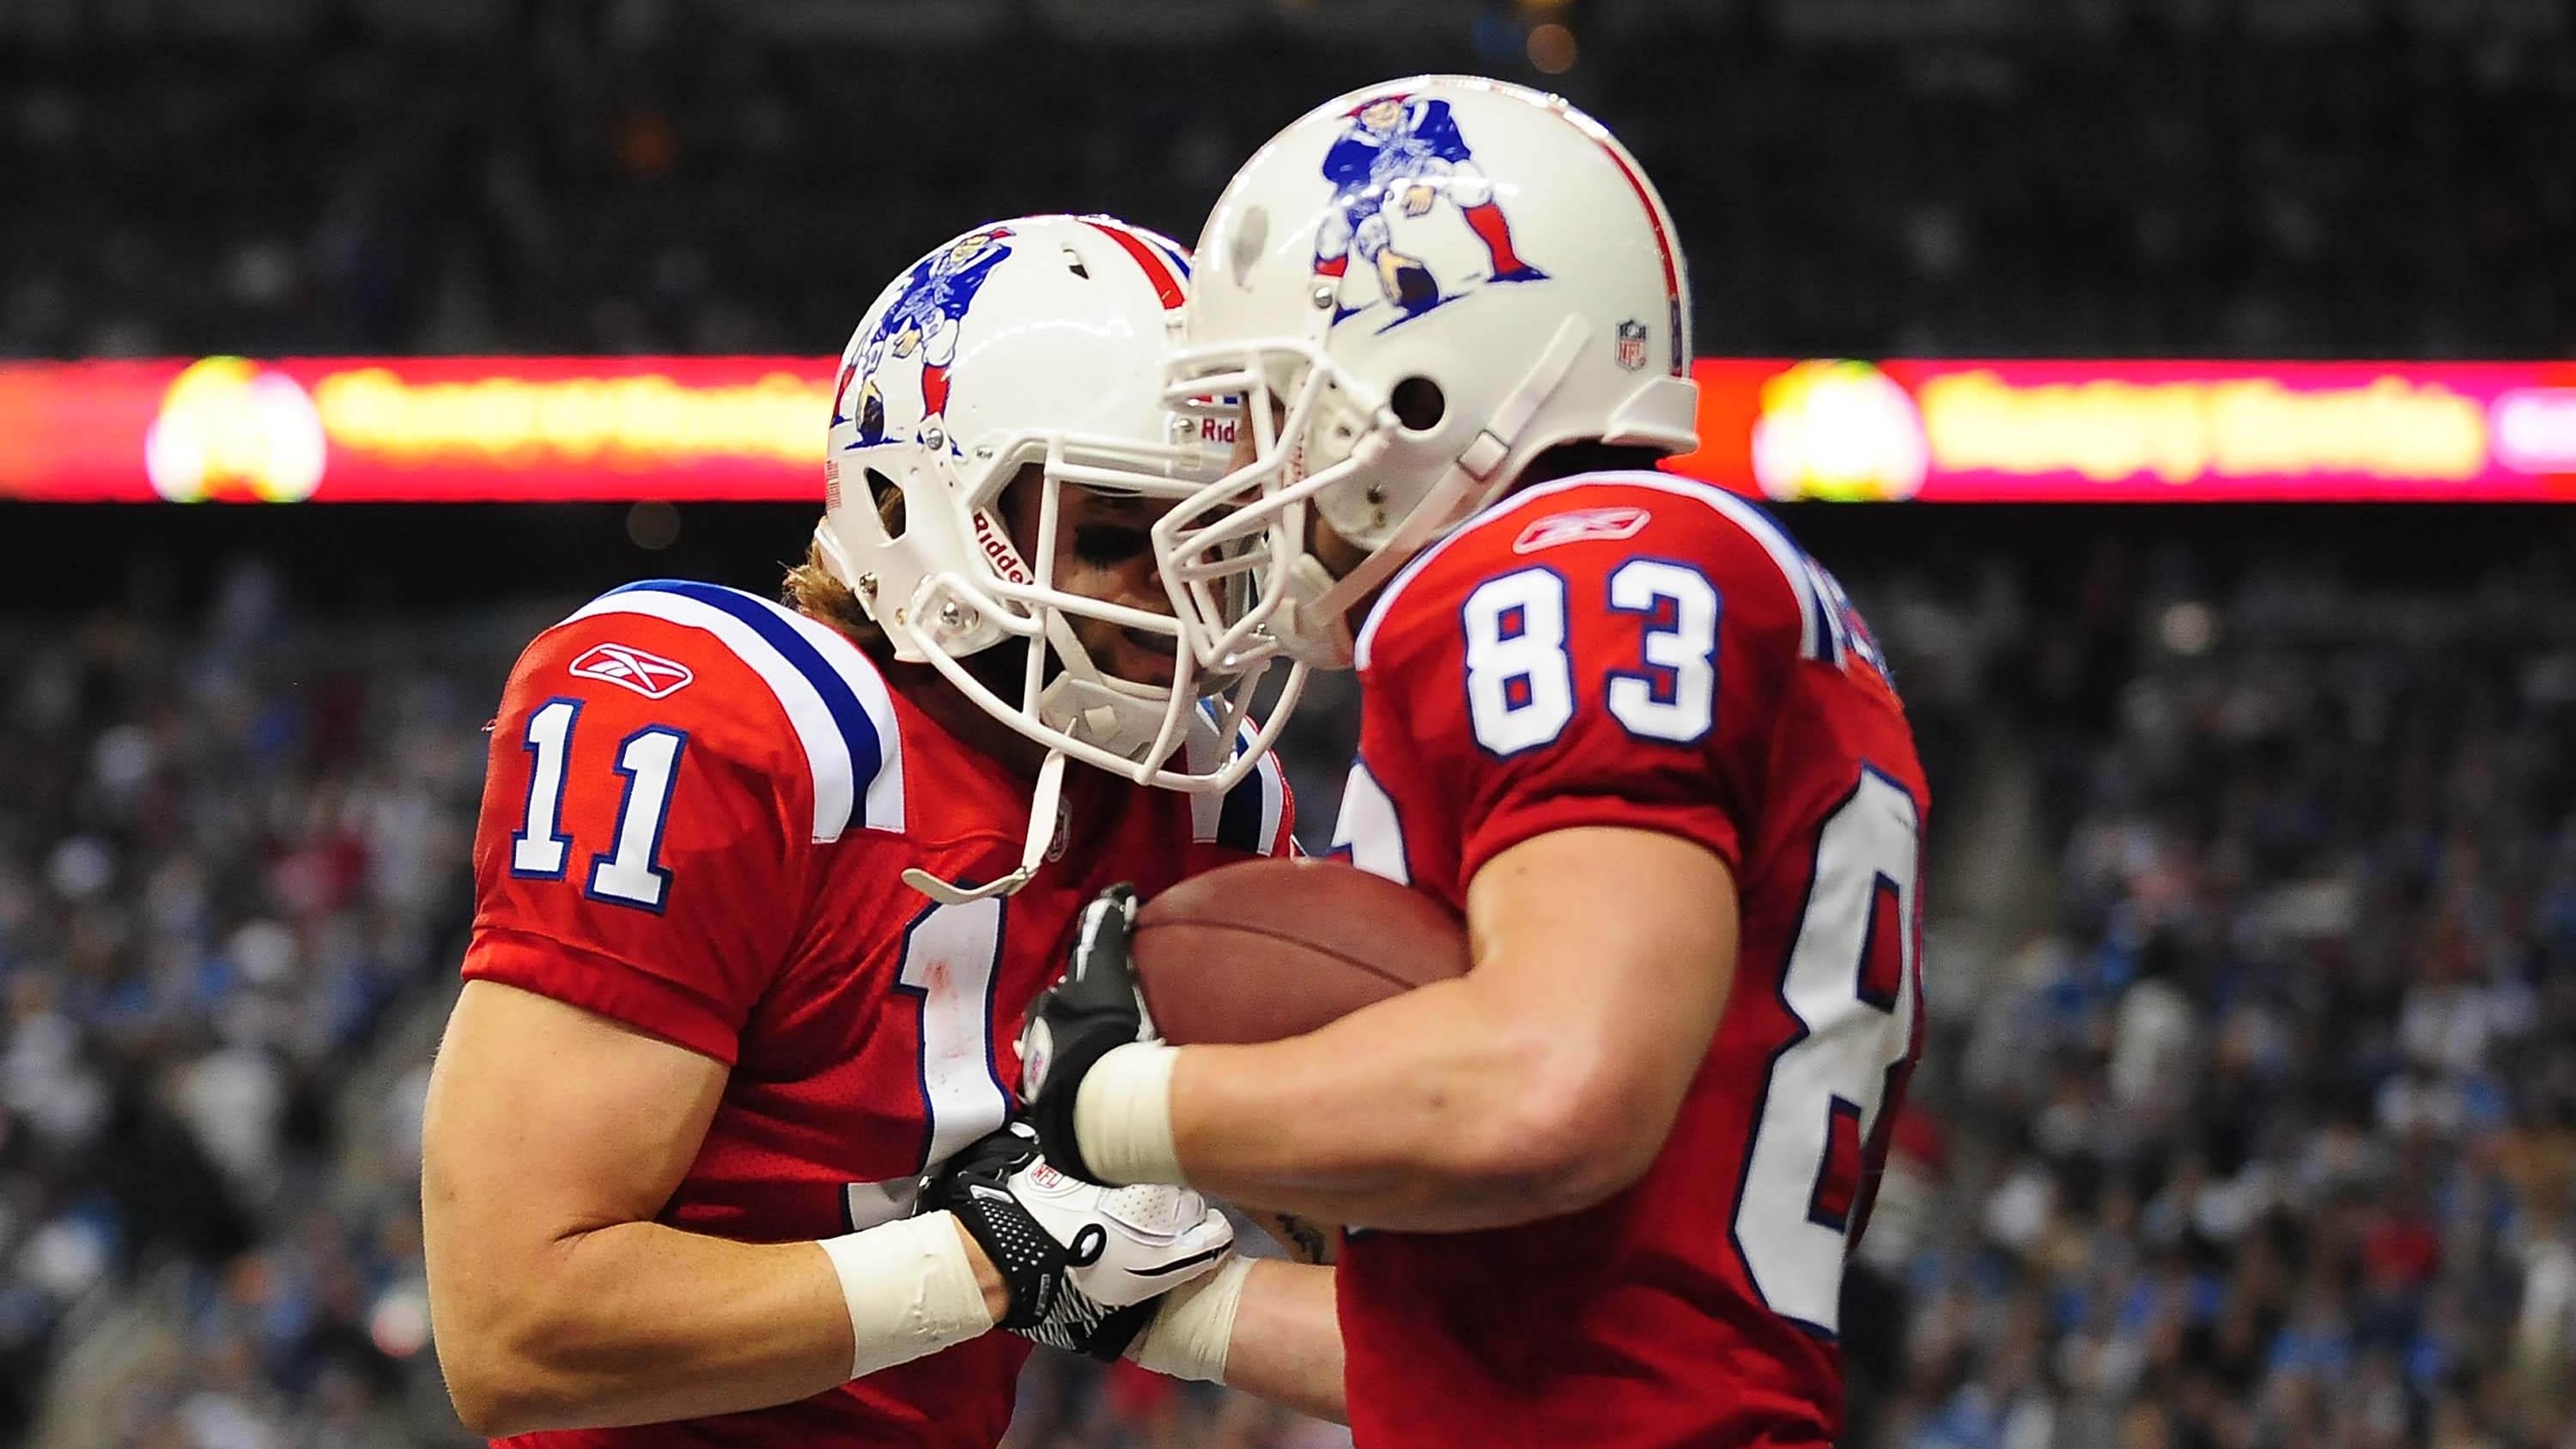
1352, 471, 1829, 669
562, 583, 906, 842
1186, 721, 1228, 844
775, 604, 909, 836
1183, 709, 1290, 855
1255, 750, 1287, 855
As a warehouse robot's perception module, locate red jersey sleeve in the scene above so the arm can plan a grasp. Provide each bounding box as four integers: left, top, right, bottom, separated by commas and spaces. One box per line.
464, 609, 814, 1066
1353, 477, 1814, 890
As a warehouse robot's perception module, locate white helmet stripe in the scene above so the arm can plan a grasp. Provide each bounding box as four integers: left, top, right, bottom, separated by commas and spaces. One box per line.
1077, 216, 1188, 312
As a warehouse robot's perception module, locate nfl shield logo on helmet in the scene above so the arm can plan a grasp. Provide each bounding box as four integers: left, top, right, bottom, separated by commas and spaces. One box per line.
1615, 320, 1650, 372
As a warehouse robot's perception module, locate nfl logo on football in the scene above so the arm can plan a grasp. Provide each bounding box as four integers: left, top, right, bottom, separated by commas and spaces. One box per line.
1614, 320, 1649, 372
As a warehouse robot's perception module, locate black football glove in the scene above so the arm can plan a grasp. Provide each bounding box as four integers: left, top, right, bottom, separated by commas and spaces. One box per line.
1018, 885, 1151, 1184
917, 1120, 1231, 1360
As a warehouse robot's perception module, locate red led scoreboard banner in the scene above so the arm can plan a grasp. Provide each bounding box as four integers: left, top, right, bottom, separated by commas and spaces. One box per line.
0, 356, 834, 502
2, 355, 2573, 502
1680, 359, 2576, 502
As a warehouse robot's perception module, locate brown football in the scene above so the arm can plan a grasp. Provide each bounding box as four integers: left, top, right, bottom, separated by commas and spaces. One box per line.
1132, 857, 1471, 1046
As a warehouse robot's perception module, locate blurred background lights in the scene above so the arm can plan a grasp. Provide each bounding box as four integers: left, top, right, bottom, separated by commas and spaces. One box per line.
1526, 22, 1578, 74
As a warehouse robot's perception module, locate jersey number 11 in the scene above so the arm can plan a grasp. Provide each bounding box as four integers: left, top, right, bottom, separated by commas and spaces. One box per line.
508, 698, 687, 912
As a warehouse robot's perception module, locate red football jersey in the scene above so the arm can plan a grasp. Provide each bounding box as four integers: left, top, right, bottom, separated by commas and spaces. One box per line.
459, 580, 1291, 1449
1327, 474, 1928, 1448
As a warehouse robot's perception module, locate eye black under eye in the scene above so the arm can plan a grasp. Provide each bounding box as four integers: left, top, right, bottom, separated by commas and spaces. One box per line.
1072, 525, 1150, 564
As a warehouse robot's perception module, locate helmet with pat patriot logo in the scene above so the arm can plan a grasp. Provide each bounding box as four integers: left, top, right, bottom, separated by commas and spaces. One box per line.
1151, 76, 1701, 672
813, 213, 1304, 801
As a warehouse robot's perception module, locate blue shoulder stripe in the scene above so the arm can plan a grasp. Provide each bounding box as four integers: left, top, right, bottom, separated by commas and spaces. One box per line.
1186, 704, 1288, 855
607, 580, 885, 787
1216, 754, 1268, 855
568, 581, 905, 841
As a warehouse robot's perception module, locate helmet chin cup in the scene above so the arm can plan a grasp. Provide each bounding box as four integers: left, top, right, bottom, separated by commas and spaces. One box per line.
1036, 608, 1192, 770
1039, 675, 1176, 764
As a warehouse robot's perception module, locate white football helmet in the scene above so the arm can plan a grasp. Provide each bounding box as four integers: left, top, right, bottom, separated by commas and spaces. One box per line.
1151, 76, 1702, 670
814, 215, 1303, 817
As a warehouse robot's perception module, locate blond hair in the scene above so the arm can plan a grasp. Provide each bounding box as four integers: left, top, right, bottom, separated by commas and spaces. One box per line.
780, 535, 883, 649
784, 474, 909, 653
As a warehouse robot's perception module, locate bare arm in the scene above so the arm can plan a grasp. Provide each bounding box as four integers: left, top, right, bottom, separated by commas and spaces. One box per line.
422, 980, 1005, 1436
1127, 1257, 1346, 1424
1163, 826, 1737, 1231
1220, 1261, 1345, 1422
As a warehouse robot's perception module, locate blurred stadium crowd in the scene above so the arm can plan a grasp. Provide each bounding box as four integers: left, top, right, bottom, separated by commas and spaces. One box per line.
0, 571, 512, 1447
1905, 545, 2576, 1449
12, 527, 2574, 1448
3, 2, 2572, 364
5, 3, 2576, 1448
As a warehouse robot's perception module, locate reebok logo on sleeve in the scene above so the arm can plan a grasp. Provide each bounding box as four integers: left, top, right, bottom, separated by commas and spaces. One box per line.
1512, 506, 1651, 554
569, 642, 696, 699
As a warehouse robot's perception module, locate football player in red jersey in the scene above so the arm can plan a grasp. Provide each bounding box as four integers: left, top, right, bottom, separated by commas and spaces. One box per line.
1020, 80, 1931, 1447
420, 216, 1343, 1446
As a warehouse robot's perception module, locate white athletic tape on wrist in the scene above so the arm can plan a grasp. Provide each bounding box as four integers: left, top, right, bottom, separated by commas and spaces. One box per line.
1074, 1042, 1184, 1186
1125, 1256, 1250, 1384
816, 1212, 996, 1380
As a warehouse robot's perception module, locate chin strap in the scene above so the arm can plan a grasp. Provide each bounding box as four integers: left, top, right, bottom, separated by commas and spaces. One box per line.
903, 749, 1068, 905
1274, 554, 1359, 669
900, 601, 1170, 905
1285, 315, 1592, 667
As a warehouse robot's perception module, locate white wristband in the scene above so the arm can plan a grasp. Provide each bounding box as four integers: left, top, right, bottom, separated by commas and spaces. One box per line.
1073, 1041, 1184, 1185
815, 1212, 995, 1381
1124, 1256, 1251, 1384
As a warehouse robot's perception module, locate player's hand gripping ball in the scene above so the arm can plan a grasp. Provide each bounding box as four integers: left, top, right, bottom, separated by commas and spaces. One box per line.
1018, 865, 1470, 1183
1018, 886, 1154, 1184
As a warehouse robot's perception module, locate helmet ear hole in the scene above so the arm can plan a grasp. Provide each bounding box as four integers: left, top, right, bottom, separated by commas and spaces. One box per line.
1390, 377, 1446, 433
866, 468, 908, 539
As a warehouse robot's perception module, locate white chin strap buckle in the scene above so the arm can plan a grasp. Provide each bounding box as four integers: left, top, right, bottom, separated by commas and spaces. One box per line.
902, 751, 1067, 905
1455, 428, 1511, 482
1276, 554, 1357, 670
